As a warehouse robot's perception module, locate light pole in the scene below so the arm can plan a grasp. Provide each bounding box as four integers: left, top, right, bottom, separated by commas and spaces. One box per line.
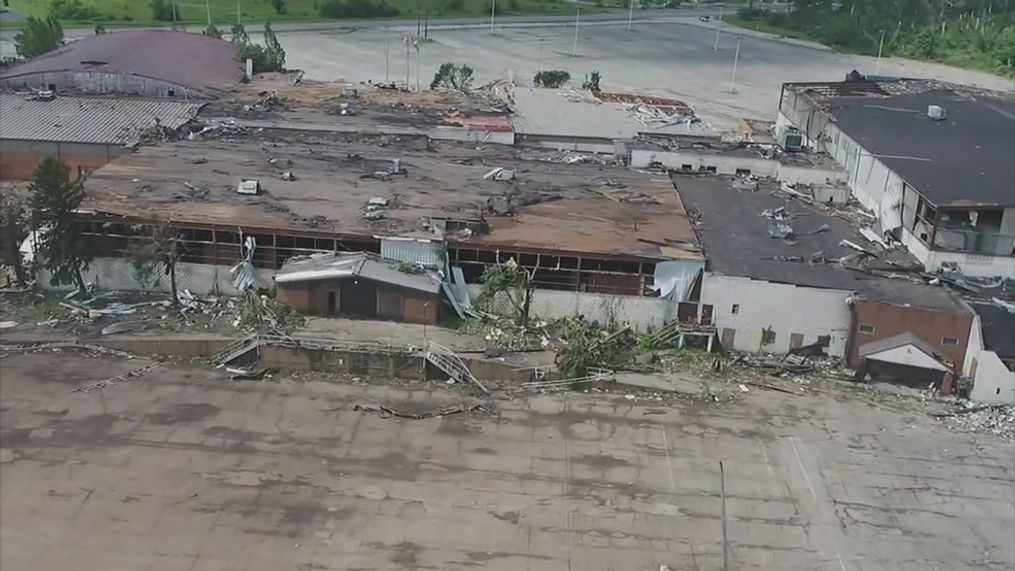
385, 32, 390, 83
572, 7, 581, 57
729, 36, 742, 94
874, 31, 885, 75
236, 0, 241, 24
205, 0, 211, 27
404, 36, 411, 90
415, 40, 421, 92
490, 0, 496, 33
537, 37, 545, 72
627, 0, 634, 31
713, 6, 723, 51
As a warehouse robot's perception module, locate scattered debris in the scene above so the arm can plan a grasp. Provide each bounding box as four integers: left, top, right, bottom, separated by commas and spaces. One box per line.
482, 167, 516, 181
236, 179, 260, 195
934, 405, 1014, 438
230, 367, 279, 381
72, 364, 157, 393
352, 403, 488, 420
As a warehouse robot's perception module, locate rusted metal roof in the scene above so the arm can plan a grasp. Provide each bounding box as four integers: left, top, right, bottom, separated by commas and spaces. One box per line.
0, 93, 202, 145
0, 30, 243, 97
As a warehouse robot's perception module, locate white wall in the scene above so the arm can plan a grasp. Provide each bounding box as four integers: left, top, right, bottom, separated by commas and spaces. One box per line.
926, 250, 1015, 279
630, 149, 778, 177
700, 273, 853, 356
778, 163, 846, 186
963, 312, 983, 377
970, 350, 1015, 404
38, 257, 275, 296
469, 286, 678, 332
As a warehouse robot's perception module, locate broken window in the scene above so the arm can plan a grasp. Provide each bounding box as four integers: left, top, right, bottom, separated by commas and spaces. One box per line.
760, 327, 776, 346
942, 336, 959, 347
735, 168, 752, 176
681, 164, 693, 171
731, 304, 740, 315
934, 207, 1012, 256
858, 324, 876, 335
700, 304, 714, 325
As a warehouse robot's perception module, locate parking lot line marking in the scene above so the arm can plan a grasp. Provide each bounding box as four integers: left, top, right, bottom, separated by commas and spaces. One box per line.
660, 425, 676, 491
789, 436, 817, 502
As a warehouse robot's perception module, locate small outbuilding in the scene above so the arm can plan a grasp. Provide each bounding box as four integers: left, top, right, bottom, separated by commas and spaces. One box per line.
856, 332, 955, 392
274, 253, 443, 325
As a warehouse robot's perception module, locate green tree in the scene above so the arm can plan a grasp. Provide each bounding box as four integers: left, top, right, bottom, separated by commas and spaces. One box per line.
582, 70, 601, 92
150, 0, 175, 21
262, 23, 287, 71
203, 24, 223, 38
94, 23, 107, 35
14, 15, 64, 59
271, 0, 287, 14
29, 158, 91, 296
128, 223, 182, 305
430, 62, 475, 93
0, 191, 29, 287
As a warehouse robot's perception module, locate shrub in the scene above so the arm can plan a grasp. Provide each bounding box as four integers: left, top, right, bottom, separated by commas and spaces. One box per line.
533, 69, 570, 88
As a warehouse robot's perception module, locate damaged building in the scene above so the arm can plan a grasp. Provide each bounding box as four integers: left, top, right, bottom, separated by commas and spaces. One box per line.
675, 174, 975, 393
70, 128, 703, 331
0, 30, 243, 179
776, 77, 1015, 278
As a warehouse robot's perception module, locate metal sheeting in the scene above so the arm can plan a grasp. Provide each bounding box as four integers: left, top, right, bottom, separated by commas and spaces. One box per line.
653, 259, 704, 302
0, 93, 202, 145
380, 237, 446, 269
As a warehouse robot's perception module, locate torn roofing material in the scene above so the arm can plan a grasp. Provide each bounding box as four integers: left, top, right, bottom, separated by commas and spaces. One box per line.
812, 83, 1015, 207
0, 30, 243, 98
81, 134, 701, 261
673, 175, 966, 312
0, 93, 202, 145
275, 252, 442, 294
972, 302, 1015, 359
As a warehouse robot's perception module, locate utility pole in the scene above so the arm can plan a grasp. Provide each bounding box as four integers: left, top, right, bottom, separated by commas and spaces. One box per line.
720, 461, 730, 571
490, 0, 496, 33
416, 40, 421, 92
404, 36, 411, 91
713, 5, 722, 51
537, 37, 545, 72
729, 35, 742, 94
572, 7, 580, 57
385, 32, 390, 83
874, 31, 885, 75
627, 0, 634, 31
205, 0, 211, 27
236, 0, 241, 24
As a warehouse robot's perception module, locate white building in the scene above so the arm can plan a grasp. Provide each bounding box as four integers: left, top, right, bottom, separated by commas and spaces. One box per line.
963, 302, 1015, 404
776, 79, 1015, 279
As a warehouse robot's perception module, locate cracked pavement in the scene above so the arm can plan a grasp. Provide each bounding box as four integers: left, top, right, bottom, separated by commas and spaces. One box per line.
1, 351, 1012, 570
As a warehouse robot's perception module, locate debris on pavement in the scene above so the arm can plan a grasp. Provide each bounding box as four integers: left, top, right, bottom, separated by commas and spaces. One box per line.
352, 403, 488, 420
72, 364, 158, 393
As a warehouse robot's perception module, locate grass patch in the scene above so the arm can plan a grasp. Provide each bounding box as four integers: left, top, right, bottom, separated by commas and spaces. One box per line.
6, 0, 608, 28
724, 15, 815, 42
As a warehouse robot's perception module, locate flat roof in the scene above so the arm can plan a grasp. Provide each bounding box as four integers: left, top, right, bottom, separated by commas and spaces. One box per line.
0, 30, 243, 98
798, 81, 1015, 207
972, 302, 1015, 359
0, 93, 202, 145
674, 174, 966, 311
82, 131, 700, 261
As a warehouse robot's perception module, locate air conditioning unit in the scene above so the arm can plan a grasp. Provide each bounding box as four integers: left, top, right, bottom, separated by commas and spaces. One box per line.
927, 105, 946, 121
782, 127, 804, 152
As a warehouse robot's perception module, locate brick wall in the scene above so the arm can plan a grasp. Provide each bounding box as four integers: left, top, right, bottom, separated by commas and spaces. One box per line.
848, 300, 973, 371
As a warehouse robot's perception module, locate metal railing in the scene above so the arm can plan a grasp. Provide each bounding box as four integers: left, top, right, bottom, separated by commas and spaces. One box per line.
425, 341, 488, 394
521, 367, 615, 391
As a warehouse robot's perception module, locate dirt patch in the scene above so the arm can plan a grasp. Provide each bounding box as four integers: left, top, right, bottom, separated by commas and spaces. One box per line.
147, 403, 221, 425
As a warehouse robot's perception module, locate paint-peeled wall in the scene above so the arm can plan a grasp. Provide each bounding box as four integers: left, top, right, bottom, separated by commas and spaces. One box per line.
469, 286, 679, 332
700, 274, 852, 356
848, 300, 972, 371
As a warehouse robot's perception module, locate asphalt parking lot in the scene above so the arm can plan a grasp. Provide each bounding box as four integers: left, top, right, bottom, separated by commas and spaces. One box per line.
1, 350, 1012, 570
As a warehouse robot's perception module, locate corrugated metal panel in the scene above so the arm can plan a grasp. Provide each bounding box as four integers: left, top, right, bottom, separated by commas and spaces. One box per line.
380, 237, 446, 269
0, 93, 202, 145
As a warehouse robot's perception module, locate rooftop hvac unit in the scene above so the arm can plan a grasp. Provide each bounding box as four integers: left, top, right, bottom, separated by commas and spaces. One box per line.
782, 127, 804, 152
927, 105, 946, 121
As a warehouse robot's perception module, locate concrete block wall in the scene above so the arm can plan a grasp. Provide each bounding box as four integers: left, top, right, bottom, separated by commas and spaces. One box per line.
469, 286, 679, 332
700, 274, 852, 356
38, 257, 275, 296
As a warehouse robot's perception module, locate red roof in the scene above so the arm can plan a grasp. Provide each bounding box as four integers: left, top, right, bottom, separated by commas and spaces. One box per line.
1, 30, 243, 97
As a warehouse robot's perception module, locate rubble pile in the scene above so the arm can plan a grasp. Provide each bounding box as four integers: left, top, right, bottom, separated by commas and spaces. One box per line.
941, 405, 1015, 439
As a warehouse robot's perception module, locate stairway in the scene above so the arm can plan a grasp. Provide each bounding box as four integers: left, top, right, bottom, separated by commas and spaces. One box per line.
425, 342, 488, 394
